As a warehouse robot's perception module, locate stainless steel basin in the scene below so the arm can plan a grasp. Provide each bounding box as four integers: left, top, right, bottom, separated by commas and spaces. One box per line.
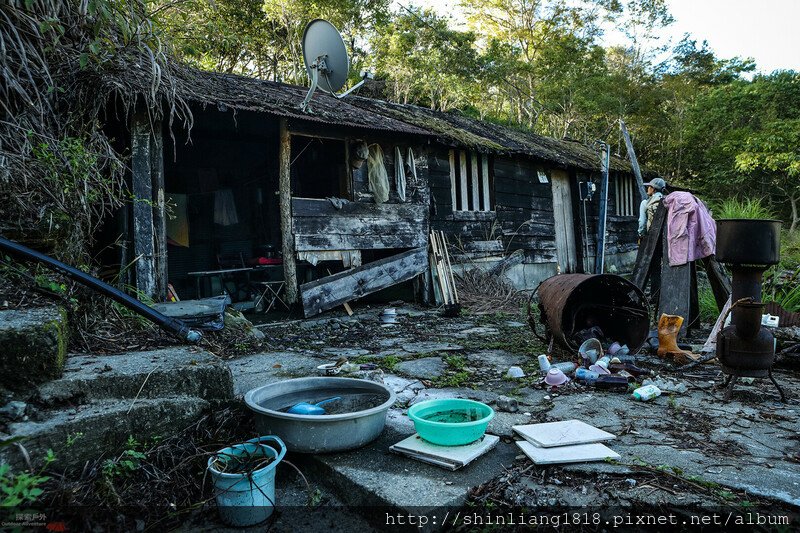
244, 377, 395, 453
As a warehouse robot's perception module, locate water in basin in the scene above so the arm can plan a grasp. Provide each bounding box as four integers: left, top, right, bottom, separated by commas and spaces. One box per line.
258, 387, 388, 415
421, 408, 483, 424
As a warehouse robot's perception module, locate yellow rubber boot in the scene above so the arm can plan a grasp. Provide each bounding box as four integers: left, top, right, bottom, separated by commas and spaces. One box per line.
657, 313, 694, 364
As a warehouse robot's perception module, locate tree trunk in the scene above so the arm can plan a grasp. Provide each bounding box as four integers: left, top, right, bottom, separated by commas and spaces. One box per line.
790, 190, 798, 233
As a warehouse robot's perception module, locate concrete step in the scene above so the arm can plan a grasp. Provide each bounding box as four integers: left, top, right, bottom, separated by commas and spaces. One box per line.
1, 396, 209, 471
0, 306, 68, 390
298, 409, 518, 519
36, 347, 233, 406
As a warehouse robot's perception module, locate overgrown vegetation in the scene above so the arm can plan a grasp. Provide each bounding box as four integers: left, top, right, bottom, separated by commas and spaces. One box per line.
714, 197, 775, 220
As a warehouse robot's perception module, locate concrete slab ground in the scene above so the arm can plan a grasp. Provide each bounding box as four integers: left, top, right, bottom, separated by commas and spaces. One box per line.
233, 304, 800, 521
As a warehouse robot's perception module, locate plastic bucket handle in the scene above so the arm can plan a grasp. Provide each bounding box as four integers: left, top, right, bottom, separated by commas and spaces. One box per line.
246, 435, 286, 465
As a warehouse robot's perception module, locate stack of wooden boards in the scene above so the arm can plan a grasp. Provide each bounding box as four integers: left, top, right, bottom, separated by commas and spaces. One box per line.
513, 420, 619, 464
429, 230, 459, 307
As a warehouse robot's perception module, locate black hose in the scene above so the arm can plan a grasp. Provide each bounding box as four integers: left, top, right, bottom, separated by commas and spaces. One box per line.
0, 236, 202, 343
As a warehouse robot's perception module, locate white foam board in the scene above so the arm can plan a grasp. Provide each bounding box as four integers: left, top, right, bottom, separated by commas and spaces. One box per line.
516, 440, 620, 465
512, 420, 615, 448
390, 434, 499, 470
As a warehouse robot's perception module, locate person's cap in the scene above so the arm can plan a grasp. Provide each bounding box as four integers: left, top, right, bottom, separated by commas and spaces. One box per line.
643, 178, 666, 191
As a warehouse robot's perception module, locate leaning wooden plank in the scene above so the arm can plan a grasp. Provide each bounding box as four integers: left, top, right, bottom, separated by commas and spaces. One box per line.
430, 232, 450, 305
631, 203, 666, 290
300, 248, 428, 317
658, 229, 693, 338
440, 231, 460, 303
701, 255, 732, 311
485, 249, 525, 277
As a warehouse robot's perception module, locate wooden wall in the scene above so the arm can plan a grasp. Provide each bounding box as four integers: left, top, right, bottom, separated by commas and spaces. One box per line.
429, 147, 639, 274
429, 148, 557, 264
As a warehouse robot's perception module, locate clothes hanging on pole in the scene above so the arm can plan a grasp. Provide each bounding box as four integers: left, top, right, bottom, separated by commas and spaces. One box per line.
663, 191, 716, 266
367, 144, 390, 204
406, 147, 418, 187
213, 188, 239, 226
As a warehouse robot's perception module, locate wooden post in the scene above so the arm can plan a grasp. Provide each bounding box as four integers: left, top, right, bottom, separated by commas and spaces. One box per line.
594, 143, 610, 274
449, 150, 457, 211
131, 111, 156, 299
279, 119, 298, 304
470, 153, 480, 210
619, 119, 647, 202
150, 123, 167, 300
459, 150, 468, 211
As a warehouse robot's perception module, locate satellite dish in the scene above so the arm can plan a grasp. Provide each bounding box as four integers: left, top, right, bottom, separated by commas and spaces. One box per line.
300, 19, 373, 112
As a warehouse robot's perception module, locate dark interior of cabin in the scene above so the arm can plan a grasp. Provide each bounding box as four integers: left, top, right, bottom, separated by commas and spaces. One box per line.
162, 107, 282, 302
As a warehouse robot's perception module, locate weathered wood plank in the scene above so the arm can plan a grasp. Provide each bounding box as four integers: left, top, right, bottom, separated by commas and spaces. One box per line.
150, 125, 166, 301
293, 216, 422, 236
659, 227, 692, 337
449, 150, 457, 211
291, 197, 427, 220
294, 233, 426, 251
300, 247, 428, 317
131, 112, 156, 299
482, 156, 491, 211
280, 119, 298, 304
459, 150, 468, 210
631, 203, 666, 290
465, 240, 504, 253
471, 153, 480, 211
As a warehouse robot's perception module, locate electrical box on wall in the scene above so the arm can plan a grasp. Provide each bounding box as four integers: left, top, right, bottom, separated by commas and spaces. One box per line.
579, 181, 596, 201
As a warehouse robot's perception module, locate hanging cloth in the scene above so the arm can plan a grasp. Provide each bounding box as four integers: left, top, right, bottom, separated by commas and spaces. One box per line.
406, 147, 418, 187
213, 188, 239, 226
394, 146, 407, 202
367, 144, 390, 204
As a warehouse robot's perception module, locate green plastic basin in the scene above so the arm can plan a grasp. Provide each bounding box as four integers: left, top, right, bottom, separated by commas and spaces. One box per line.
407, 398, 494, 446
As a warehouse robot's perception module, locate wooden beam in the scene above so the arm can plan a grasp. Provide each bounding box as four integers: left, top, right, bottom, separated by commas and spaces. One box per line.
459, 150, 468, 211
619, 119, 647, 202
131, 111, 156, 299
279, 119, 298, 304
658, 224, 693, 338
471, 152, 480, 211
150, 123, 166, 301
481, 155, 491, 211
300, 247, 428, 317
449, 150, 457, 211
631, 203, 666, 289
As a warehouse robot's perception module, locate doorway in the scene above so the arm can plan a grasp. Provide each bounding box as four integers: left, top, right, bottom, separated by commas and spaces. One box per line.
551, 169, 577, 273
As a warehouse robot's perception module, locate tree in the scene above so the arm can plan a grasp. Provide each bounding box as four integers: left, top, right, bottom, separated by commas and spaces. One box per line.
736, 119, 800, 231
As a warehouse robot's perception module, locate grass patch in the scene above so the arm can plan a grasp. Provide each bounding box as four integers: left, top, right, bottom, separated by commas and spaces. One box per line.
714, 197, 775, 219
698, 286, 720, 324
432, 371, 471, 388
444, 354, 466, 370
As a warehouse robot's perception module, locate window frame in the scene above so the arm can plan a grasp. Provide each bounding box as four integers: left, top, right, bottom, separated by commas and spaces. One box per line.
449, 149, 494, 212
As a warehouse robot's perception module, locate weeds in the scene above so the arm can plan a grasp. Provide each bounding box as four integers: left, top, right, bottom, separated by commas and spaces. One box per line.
0, 449, 55, 506
714, 197, 775, 220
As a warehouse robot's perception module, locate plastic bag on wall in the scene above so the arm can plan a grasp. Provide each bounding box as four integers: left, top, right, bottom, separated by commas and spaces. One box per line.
368, 144, 390, 204
395, 146, 406, 201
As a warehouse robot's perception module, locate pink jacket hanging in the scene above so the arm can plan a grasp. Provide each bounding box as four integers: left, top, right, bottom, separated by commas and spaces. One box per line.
663, 192, 716, 266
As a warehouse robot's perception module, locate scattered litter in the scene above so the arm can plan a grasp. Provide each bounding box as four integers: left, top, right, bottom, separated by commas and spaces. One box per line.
513, 420, 615, 448
593, 375, 629, 391
496, 395, 519, 413
578, 338, 602, 365
625, 478, 637, 487
575, 368, 600, 383
631, 384, 662, 401
506, 366, 525, 378
642, 377, 687, 393
390, 433, 499, 471
537, 354, 551, 372
551, 362, 577, 374
544, 368, 569, 387
380, 308, 398, 324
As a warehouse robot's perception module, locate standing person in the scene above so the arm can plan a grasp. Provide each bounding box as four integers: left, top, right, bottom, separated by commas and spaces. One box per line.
638, 178, 667, 237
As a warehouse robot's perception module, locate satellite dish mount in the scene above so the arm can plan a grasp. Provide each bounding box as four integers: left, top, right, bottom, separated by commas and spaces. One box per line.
300, 19, 372, 112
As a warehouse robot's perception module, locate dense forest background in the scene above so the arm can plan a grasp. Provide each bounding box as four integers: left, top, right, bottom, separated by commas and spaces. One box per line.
152, 0, 800, 232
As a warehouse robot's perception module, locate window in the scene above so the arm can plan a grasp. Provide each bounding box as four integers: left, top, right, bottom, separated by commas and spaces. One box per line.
614, 174, 637, 216
449, 150, 493, 211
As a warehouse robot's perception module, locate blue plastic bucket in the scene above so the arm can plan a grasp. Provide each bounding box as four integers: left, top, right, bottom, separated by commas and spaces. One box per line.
207, 436, 286, 527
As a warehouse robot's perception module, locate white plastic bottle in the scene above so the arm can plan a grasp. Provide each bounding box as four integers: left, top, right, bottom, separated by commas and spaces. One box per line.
632, 384, 662, 401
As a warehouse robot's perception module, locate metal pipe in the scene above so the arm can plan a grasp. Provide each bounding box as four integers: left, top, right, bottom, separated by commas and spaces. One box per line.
0, 236, 202, 343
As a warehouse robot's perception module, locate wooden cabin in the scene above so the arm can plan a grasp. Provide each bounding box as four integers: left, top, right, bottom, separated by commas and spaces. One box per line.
119, 69, 640, 317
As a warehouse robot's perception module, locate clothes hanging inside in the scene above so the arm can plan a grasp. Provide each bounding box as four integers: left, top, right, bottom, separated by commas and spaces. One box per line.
213, 188, 239, 226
